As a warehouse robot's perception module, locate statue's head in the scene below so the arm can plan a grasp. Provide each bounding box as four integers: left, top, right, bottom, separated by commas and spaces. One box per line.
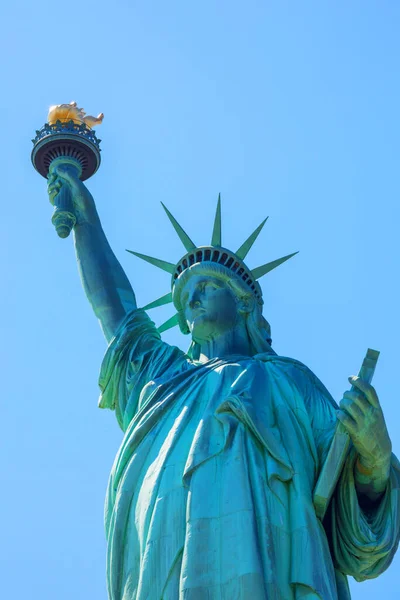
172, 260, 272, 359
178, 269, 251, 341
127, 197, 297, 358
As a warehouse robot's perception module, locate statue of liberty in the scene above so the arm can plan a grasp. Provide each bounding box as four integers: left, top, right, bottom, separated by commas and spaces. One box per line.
47, 162, 400, 600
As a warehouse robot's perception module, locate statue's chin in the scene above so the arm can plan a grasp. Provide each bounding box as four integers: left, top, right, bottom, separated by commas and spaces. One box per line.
189, 314, 216, 343
191, 317, 236, 346
190, 323, 207, 342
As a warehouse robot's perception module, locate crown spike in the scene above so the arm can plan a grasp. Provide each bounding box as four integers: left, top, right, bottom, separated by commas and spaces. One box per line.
158, 313, 179, 333
236, 217, 268, 260
211, 193, 222, 246
251, 252, 298, 280
161, 202, 196, 251
142, 292, 173, 311
126, 249, 175, 274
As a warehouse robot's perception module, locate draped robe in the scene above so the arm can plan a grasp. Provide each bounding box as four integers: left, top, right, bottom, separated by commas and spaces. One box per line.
98, 310, 400, 600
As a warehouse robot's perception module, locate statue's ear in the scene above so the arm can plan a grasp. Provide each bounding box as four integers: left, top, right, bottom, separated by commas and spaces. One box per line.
238, 295, 255, 314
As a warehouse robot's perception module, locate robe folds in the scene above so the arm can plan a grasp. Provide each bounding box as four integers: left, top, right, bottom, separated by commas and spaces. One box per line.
98, 310, 400, 600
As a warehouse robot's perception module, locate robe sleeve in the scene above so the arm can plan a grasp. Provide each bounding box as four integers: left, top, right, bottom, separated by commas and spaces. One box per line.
98, 309, 187, 431
300, 364, 400, 581
330, 449, 400, 580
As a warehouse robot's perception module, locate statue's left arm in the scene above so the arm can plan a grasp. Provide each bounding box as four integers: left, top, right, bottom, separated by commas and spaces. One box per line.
304, 368, 400, 581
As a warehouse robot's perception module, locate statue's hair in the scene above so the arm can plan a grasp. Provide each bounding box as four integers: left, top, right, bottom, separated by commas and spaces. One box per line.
172, 262, 274, 360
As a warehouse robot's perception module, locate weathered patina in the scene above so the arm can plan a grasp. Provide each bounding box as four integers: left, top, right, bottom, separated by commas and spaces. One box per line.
41, 147, 400, 599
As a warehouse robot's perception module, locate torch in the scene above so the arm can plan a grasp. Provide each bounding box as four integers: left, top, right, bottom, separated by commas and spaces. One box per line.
31, 102, 103, 238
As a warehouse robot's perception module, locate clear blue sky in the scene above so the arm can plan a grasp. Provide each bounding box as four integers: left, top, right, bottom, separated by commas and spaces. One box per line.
1, 1, 399, 598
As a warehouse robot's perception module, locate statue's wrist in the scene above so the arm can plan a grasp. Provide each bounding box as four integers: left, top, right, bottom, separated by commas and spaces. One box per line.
356, 454, 391, 480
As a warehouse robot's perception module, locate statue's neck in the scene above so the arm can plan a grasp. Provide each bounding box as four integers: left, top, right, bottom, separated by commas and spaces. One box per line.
197, 323, 252, 363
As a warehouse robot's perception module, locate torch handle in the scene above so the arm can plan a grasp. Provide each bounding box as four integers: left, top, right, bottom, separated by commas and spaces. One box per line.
51, 183, 76, 238
49, 158, 80, 239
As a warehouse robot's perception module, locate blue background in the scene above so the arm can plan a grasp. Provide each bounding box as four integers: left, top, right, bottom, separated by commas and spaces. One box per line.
1, 1, 399, 598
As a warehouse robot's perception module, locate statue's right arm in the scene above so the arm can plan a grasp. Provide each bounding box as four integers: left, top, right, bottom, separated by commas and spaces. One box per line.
48, 165, 137, 342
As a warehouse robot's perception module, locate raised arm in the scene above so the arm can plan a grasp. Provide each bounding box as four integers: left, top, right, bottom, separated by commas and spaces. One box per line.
48, 165, 136, 342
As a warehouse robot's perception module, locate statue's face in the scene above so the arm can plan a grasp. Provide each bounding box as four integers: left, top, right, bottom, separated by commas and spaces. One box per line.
181, 275, 240, 342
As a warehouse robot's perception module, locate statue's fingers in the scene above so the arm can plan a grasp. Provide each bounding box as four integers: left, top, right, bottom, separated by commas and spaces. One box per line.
349, 376, 379, 408
53, 165, 69, 179
47, 172, 56, 186
48, 185, 60, 205
50, 178, 61, 190
48, 181, 60, 196
336, 409, 358, 434
52, 166, 79, 191
339, 397, 364, 423
53, 165, 76, 182
342, 390, 370, 413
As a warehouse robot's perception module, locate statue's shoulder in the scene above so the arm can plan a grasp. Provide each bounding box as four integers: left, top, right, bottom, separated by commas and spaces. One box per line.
254, 352, 313, 377
254, 353, 337, 408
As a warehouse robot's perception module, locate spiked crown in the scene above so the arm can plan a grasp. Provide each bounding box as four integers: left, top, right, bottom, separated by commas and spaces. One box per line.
127, 195, 297, 333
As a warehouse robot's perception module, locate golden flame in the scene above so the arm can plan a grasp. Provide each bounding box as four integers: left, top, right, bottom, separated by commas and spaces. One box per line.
47, 101, 104, 128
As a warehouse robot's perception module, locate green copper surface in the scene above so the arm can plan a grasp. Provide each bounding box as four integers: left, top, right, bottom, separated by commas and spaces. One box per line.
314, 348, 380, 519
42, 165, 400, 600
125, 249, 176, 274
251, 251, 299, 280
142, 292, 173, 311
127, 199, 298, 334
236, 217, 268, 260
211, 193, 222, 246
161, 202, 196, 251
48, 157, 80, 238
157, 312, 179, 333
